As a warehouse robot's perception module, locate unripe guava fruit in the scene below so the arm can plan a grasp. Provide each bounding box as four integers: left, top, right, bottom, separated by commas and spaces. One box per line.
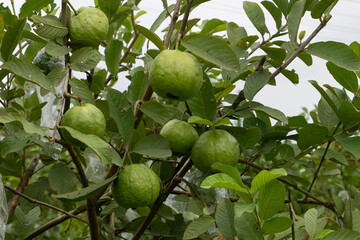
191, 129, 240, 172
160, 119, 198, 154
69, 7, 109, 48
60, 103, 106, 146
112, 164, 162, 208
149, 50, 203, 101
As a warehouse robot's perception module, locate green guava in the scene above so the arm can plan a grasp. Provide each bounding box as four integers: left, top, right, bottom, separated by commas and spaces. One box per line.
160, 119, 198, 154
191, 129, 240, 172
112, 164, 162, 208
149, 50, 203, 101
33, 51, 64, 75
69, 7, 109, 48
60, 103, 106, 146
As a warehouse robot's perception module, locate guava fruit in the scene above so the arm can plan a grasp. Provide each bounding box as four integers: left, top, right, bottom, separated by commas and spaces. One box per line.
60, 103, 106, 146
33, 51, 64, 75
149, 49, 203, 101
160, 119, 198, 154
112, 164, 162, 208
191, 129, 240, 172
69, 7, 109, 48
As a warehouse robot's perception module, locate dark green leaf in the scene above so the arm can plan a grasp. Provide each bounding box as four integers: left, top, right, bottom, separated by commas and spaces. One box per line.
19, 0, 53, 18
309, 80, 339, 116
69, 78, 95, 104
318, 97, 338, 130
252, 105, 288, 124
30, 15, 68, 40
338, 101, 360, 125
201, 18, 226, 34
91, 69, 106, 94
215, 199, 237, 240
314, 148, 348, 165
325, 230, 360, 240
227, 22, 247, 45
0, 112, 47, 136
261, 217, 293, 234
257, 180, 286, 221
129, 70, 147, 101
0, 136, 28, 158
308, 41, 360, 71
298, 51, 313, 66
2, 59, 55, 94
183, 216, 214, 240
48, 163, 78, 194
133, 135, 172, 159
1, 18, 26, 61
235, 212, 262, 240
297, 124, 328, 150
261, 1, 282, 29
98, 0, 121, 17
53, 175, 117, 201
244, 69, 270, 101
105, 39, 123, 75
335, 134, 360, 159
243, 1, 269, 36
70, 47, 101, 71
311, 0, 336, 19
282, 69, 299, 84
140, 101, 169, 124
326, 62, 358, 93
288, 0, 305, 42
187, 76, 217, 121
134, 24, 166, 51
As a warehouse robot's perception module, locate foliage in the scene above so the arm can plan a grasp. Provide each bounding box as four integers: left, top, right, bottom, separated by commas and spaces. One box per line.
1, 0, 360, 239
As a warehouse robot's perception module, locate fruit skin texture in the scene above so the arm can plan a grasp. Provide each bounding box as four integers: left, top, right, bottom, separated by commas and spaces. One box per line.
60, 103, 106, 146
191, 129, 240, 172
149, 50, 203, 101
112, 164, 162, 208
70, 7, 109, 48
160, 119, 198, 154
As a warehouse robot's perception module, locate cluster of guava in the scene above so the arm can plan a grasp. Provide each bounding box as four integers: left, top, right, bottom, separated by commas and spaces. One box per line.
60, 7, 240, 209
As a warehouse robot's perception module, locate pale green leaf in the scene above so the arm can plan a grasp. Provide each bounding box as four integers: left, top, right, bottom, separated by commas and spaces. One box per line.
215, 199, 237, 240
133, 135, 172, 159
183, 216, 215, 240
257, 180, 286, 221
45, 40, 71, 56
187, 116, 213, 126
0, 112, 47, 136
1, 18, 26, 61
305, 208, 318, 238
200, 173, 249, 194
251, 168, 287, 194
30, 15, 68, 40
140, 101, 170, 124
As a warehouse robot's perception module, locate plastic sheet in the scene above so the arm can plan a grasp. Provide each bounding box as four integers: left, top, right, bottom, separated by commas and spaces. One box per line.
0, 174, 8, 240
85, 154, 107, 183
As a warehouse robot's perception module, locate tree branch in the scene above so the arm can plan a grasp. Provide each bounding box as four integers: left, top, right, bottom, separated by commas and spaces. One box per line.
164, 0, 182, 48
174, 0, 194, 48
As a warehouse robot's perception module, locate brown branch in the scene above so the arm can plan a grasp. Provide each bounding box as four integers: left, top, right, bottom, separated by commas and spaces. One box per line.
5, 186, 88, 224
164, 0, 182, 48
7, 155, 40, 216
132, 159, 193, 240
288, 189, 296, 240
174, 0, 194, 48
269, 16, 331, 82
14, 40, 31, 56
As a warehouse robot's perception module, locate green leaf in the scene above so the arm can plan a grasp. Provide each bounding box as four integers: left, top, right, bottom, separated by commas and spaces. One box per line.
215, 199, 237, 240
211, 162, 249, 190
1, 18, 26, 61
29, 15, 68, 40
235, 212, 262, 240
316, 229, 335, 239
227, 22, 247, 45
91, 69, 106, 94
134, 24, 166, 51
70, 47, 101, 71
314, 148, 348, 165
69, 78, 95, 105
288, 0, 305, 42
214, 81, 236, 101
311, 0, 336, 19
0, 112, 47, 136
187, 116, 213, 126
252, 105, 288, 124
261, 1, 282, 29
53, 175, 117, 201
107, 89, 133, 143
201, 18, 226, 34
307, 41, 360, 71
0, 14, 4, 42
305, 208, 318, 238
335, 134, 360, 159
19, 0, 52, 18
105, 39, 123, 75
48, 163, 78, 194
183, 216, 215, 240
133, 135, 172, 159
243, 1, 269, 36
45, 40, 71, 56
200, 173, 249, 194
244, 69, 270, 101
61, 126, 122, 165
326, 62, 358, 93
318, 97, 338, 130
187, 76, 216, 121
324, 230, 360, 240
234, 202, 255, 220
140, 101, 170, 124
2, 59, 55, 94
309, 80, 339, 116
261, 217, 293, 234
0, 136, 28, 158
98, 0, 121, 17
214, 117, 231, 127
129, 70, 147, 101
282, 69, 299, 84
181, 35, 240, 71
257, 180, 286, 221
297, 124, 328, 150
251, 168, 287, 194
338, 101, 360, 125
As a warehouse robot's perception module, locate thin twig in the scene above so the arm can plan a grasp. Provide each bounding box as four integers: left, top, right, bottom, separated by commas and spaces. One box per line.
288, 189, 296, 240
164, 0, 182, 48
67, 1, 78, 15
174, 0, 194, 48
5, 186, 88, 224
14, 40, 31, 56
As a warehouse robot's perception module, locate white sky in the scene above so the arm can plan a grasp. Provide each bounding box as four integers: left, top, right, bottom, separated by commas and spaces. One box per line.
3, 0, 360, 116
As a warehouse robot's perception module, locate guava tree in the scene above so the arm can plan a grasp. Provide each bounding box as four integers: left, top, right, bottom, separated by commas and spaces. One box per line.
1, 0, 360, 239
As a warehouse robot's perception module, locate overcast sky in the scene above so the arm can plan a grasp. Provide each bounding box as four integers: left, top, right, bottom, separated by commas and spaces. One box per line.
3, 0, 360, 116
